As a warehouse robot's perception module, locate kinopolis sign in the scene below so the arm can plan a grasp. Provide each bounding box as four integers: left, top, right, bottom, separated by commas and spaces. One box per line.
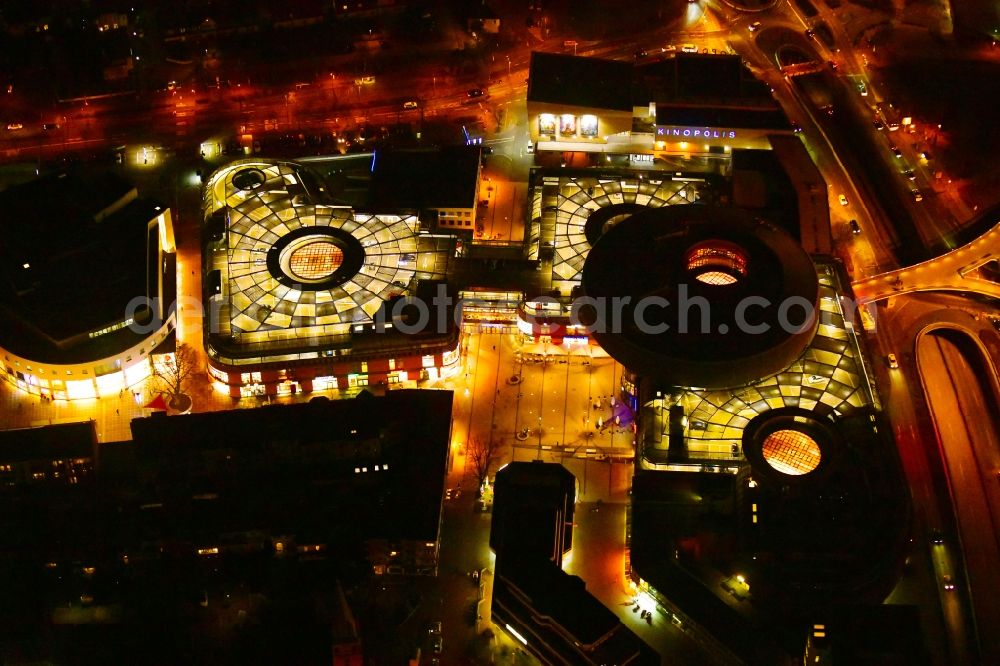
657, 126, 737, 139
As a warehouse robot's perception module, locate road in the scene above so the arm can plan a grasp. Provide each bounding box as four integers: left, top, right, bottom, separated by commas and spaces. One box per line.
916, 327, 1000, 664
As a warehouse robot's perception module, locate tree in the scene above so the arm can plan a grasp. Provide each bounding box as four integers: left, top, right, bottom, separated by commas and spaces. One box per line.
468, 436, 500, 494
151, 342, 199, 408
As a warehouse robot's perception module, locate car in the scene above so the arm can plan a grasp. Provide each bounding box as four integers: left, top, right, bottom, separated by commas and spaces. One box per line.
911, 189, 923, 202
466, 88, 484, 98
920, 150, 932, 160
849, 219, 861, 234
482, 145, 493, 155
526, 142, 535, 154
402, 100, 418, 109
431, 636, 442, 653
942, 574, 955, 591
930, 529, 944, 544
428, 621, 442, 635
873, 119, 885, 131
890, 145, 902, 158
633, 49, 648, 59
5, 122, 23, 131
838, 194, 849, 206
805, 28, 816, 38
42, 123, 60, 130
857, 81, 868, 96
681, 44, 698, 53
791, 123, 803, 133
748, 21, 762, 32
886, 353, 899, 369
903, 169, 916, 180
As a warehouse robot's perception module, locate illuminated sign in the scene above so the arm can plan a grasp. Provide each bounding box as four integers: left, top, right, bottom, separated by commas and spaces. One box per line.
630, 153, 654, 163
657, 127, 737, 139
580, 114, 598, 137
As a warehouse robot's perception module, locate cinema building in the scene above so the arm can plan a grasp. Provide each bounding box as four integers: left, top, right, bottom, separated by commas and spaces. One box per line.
202, 159, 462, 398
526, 51, 794, 157
0, 170, 176, 400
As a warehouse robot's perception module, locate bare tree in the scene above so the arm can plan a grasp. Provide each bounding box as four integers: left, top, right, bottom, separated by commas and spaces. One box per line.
468, 436, 500, 494
151, 342, 199, 405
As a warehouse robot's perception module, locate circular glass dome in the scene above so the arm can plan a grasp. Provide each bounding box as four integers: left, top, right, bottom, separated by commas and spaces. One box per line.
761, 429, 822, 475
287, 241, 344, 281
278, 236, 350, 284
685, 240, 748, 286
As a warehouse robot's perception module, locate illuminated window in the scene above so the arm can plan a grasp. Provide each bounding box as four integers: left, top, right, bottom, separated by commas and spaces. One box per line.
685, 241, 748, 286
761, 429, 821, 475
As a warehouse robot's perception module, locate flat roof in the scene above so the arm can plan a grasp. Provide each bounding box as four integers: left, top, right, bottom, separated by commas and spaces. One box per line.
368, 146, 481, 210
0, 169, 165, 354
498, 553, 660, 664
637, 54, 775, 104
656, 105, 791, 130
527, 52, 635, 111
0, 421, 96, 463
128, 390, 452, 542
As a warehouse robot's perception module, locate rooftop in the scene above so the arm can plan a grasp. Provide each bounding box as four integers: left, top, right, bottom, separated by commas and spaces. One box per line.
637, 54, 774, 104
0, 169, 169, 357
367, 146, 482, 210
128, 389, 452, 542
527, 52, 635, 112
0, 421, 96, 463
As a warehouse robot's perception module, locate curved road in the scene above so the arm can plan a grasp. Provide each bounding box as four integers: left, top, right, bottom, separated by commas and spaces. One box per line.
916, 327, 1000, 664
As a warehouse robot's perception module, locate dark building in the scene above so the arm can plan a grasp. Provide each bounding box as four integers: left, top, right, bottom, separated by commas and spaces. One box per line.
804, 605, 930, 665
489, 460, 576, 566
367, 145, 483, 233
0, 169, 176, 400
489, 461, 659, 665
0, 391, 451, 663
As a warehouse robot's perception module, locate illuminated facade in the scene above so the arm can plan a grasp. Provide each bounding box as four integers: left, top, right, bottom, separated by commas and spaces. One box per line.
526, 51, 793, 155
203, 160, 461, 398
0, 171, 176, 400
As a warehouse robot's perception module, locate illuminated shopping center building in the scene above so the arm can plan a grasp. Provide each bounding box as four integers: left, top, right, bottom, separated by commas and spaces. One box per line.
0, 170, 176, 400
202, 159, 462, 398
